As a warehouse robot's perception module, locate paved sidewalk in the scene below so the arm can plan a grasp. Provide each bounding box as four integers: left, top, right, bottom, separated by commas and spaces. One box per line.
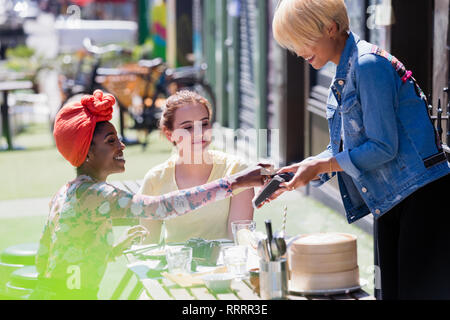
0, 197, 51, 219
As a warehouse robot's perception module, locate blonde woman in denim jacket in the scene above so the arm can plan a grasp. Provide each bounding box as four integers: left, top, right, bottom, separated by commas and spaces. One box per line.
264, 0, 450, 299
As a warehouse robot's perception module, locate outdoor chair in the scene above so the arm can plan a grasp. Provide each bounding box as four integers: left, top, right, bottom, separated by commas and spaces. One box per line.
0, 243, 38, 299
5, 265, 37, 300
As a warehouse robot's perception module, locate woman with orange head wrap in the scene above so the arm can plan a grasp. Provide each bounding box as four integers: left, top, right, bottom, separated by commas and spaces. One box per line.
32, 90, 271, 300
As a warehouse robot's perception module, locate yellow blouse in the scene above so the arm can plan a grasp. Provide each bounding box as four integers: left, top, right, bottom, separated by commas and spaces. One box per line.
138, 150, 249, 242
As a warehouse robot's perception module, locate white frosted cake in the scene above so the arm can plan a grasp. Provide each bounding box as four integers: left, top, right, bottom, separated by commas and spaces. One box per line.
288, 233, 359, 291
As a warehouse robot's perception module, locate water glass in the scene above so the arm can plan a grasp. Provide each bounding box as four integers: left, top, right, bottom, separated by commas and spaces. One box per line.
231, 220, 256, 245
166, 247, 193, 274
223, 245, 248, 278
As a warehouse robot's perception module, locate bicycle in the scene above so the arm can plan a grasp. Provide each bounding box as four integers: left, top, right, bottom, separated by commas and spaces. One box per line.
146, 61, 217, 123
55, 38, 216, 149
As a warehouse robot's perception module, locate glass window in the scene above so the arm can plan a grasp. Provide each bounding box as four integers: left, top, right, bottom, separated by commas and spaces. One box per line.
367, 0, 393, 50
345, 0, 367, 39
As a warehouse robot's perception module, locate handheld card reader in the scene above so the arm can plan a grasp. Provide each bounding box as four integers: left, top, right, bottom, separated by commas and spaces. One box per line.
252, 172, 295, 208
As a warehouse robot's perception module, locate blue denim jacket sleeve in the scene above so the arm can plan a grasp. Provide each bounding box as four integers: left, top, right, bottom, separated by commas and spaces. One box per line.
335, 54, 400, 179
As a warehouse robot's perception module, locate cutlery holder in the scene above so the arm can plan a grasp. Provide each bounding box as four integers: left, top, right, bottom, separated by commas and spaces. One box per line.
259, 258, 288, 300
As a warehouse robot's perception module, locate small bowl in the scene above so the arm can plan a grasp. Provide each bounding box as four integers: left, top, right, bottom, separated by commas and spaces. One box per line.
201, 273, 234, 292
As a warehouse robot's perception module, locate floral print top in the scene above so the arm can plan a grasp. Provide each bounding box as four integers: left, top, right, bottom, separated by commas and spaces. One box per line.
35, 175, 233, 292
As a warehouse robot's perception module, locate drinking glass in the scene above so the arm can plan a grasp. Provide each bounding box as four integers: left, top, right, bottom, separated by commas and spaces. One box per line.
231, 220, 256, 245
222, 245, 249, 279
165, 247, 193, 274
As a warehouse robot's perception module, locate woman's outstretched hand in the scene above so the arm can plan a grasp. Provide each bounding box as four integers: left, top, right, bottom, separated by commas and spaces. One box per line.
230, 163, 275, 190
255, 159, 324, 208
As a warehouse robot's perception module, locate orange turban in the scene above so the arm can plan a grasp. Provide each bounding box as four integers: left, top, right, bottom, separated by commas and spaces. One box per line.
53, 90, 116, 167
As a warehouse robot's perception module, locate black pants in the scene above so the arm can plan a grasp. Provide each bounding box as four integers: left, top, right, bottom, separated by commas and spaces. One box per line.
376, 173, 450, 300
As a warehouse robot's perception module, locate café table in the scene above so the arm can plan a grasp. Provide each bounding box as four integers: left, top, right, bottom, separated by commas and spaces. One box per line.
0, 80, 33, 150
109, 180, 374, 301
115, 244, 373, 301
121, 251, 261, 300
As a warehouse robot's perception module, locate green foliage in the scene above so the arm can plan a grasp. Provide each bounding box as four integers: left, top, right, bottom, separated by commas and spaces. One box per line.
3, 45, 54, 76
131, 39, 154, 61
5, 45, 35, 59
5, 56, 40, 73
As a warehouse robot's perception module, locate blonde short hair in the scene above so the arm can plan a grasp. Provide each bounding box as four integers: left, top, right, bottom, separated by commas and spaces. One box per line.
272, 0, 350, 52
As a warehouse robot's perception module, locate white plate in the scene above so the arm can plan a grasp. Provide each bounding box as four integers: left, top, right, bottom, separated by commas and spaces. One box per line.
288, 278, 368, 296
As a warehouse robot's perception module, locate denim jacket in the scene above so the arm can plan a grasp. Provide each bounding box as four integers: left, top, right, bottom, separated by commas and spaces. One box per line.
310, 32, 450, 223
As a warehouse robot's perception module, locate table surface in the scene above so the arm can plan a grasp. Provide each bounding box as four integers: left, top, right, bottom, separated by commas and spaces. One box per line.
122, 246, 373, 301
110, 179, 374, 300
